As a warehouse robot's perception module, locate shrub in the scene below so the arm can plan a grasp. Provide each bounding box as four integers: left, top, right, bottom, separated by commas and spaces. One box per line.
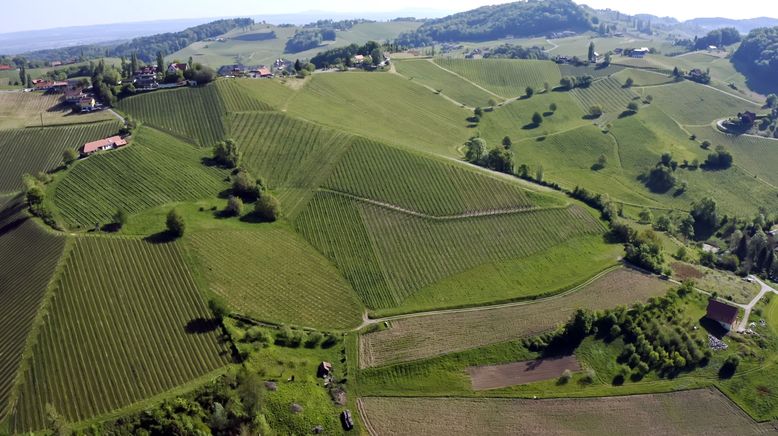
63, 148, 78, 166
558, 369, 573, 384
589, 106, 603, 118
213, 140, 241, 168
208, 295, 230, 320
166, 209, 185, 237
719, 355, 740, 378
224, 196, 243, 217
253, 193, 280, 222
305, 331, 324, 348
532, 112, 543, 125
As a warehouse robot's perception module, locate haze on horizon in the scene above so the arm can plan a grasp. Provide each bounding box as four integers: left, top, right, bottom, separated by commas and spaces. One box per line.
2, 0, 778, 34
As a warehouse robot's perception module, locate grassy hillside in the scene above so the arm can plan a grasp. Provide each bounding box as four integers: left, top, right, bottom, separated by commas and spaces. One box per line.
296, 191, 604, 311
640, 81, 761, 125
0, 121, 119, 194
394, 59, 497, 107
12, 237, 232, 431
286, 72, 470, 156
569, 77, 639, 119
187, 227, 363, 329
0, 92, 114, 130
433, 59, 562, 99
52, 127, 227, 228
0, 196, 66, 421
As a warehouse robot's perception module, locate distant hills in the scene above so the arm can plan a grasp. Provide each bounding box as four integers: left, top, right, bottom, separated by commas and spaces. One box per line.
684, 17, 778, 34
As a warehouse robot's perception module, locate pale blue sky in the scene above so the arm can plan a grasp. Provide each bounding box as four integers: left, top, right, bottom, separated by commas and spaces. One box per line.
3, 0, 777, 33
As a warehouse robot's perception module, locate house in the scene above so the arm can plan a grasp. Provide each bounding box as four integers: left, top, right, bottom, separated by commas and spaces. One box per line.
65, 86, 85, 102
631, 47, 650, 58
50, 61, 62, 67
0, 65, 13, 71
353, 54, 365, 63
82, 136, 128, 155
78, 97, 96, 111
317, 361, 332, 378
136, 65, 158, 75
707, 45, 718, 51
257, 67, 273, 78
167, 63, 188, 75
34, 80, 68, 92
706, 299, 738, 331
134, 73, 158, 89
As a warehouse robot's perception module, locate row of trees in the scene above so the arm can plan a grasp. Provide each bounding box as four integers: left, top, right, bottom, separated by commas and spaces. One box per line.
483, 44, 549, 60
310, 41, 385, 69
285, 29, 335, 53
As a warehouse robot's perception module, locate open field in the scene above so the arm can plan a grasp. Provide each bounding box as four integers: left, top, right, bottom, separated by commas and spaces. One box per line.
558, 63, 626, 79
11, 237, 232, 431
0, 121, 119, 193
640, 81, 761, 126
286, 72, 470, 156
434, 59, 562, 99
187, 227, 363, 329
324, 138, 554, 216
360, 389, 774, 435
671, 262, 761, 304
297, 192, 603, 310
468, 356, 581, 391
52, 127, 227, 228
115, 84, 230, 146
0, 197, 66, 420
0, 92, 114, 130
226, 111, 351, 190
612, 68, 675, 87
358, 267, 672, 368
394, 59, 496, 107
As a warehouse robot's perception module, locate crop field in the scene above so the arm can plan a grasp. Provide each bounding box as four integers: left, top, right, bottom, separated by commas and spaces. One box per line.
434, 59, 562, 98
11, 237, 232, 431
324, 138, 551, 216
569, 77, 639, 117
187, 228, 363, 329
0, 196, 66, 420
52, 127, 227, 228
641, 81, 761, 126
0, 121, 119, 193
227, 111, 351, 189
115, 85, 227, 146
286, 72, 470, 156
297, 191, 603, 309
394, 59, 497, 107
359, 267, 672, 368
468, 356, 581, 390
0, 92, 113, 130
360, 389, 772, 435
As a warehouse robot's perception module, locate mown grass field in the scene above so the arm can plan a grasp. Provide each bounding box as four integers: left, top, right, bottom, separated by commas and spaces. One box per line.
360, 389, 771, 435
394, 59, 497, 107
434, 59, 562, 99
358, 267, 671, 368
52, 127, 227, 228
286, 72, 470, 156
296, 191, 604, 310
569, 77, 639, 117
226, 111, 350, 190
0, 121, 119, 193
0, 196, 66, 421
12, 237, 232, 431
324, 138, 555, 216
0, 92, 114, 130
187, 227, 363, 329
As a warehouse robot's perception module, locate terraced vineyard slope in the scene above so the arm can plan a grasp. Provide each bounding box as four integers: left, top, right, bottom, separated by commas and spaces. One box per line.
52, 127, 227, 228
188, 227, 363, 329
0, 196, 66, 421
569, 77, 639, 119
0, 121, 119, 193
394, 59, 497, 107
12, 237, 232, 431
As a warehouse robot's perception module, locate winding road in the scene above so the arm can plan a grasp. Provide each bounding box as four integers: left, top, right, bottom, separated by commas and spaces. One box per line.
738, 276, 778, 332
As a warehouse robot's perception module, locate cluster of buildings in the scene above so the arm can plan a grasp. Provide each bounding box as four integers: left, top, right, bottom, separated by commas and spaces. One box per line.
217, 64, 274, 78
465, 48, 490, 59
547, 31, 577, 39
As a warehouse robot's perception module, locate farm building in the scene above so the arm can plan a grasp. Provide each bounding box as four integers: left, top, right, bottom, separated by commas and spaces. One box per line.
706, 299, 738, 331
167, 63, 188, 74
631, 47, 650, 58
82, 136, 127, 155
256, 67, 273, 78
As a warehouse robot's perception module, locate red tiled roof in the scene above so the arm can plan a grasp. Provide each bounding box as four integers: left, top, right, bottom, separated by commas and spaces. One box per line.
83, 136, 127, 154
0, 65, 13, 70
258, 68, 271, 76
706, 299, 738, 325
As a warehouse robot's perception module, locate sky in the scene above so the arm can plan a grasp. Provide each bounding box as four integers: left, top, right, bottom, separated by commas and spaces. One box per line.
3, 0, 778, 34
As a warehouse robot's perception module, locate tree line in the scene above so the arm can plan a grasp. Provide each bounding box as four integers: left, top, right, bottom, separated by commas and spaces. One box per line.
733, 26, 778, 83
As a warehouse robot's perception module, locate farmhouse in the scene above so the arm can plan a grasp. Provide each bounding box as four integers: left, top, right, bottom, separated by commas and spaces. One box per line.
706, 299, 738, 331
256, 67, 273, 78
82, 136, 127, 155
353, 54, 365, 63
631, 47, 650, 58
167, 63, 188, 75
78, 97, 96, 111
65, 86, 86, 102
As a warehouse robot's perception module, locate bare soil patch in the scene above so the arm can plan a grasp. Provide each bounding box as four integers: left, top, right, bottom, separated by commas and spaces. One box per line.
672, 262, 704, 280
468, 356, 580, 390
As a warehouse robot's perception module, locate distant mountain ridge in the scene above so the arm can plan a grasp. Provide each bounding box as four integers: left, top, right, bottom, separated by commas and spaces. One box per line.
684, 17, 778, 34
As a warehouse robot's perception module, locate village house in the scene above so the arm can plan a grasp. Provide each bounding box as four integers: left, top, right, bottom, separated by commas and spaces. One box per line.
0, 64, 14, 71
50, 61, 62, 67
35, 80, 68, 92
353, 54, 365, 63
81, 136, 127, 156
78, 97, 96, 111
167, 63, 188, 75
137, 65, 158, 75
65, 86, 86, 103
706, 299, 739, 331
317, 361, 332, 378
631, 47, 650, 58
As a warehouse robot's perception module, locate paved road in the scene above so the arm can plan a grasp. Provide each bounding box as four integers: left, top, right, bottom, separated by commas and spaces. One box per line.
738, 276, 778, 332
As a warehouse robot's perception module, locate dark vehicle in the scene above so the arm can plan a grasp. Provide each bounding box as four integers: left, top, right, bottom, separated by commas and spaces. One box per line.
341, 410, 354, 431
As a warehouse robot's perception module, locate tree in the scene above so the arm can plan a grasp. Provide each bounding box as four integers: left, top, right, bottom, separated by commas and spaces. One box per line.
113, 208, 128, 229
588, 41, 596, 62
166, 209, 185, 237
638, 208, 654, 224
156, 51, 165, 71
502, 136, 513, 149
679, 214, 695, 240
654, 214, 672, 232
690, 197, 718, 235
603, 52, 612, 66
225, 196, 243, 217
535, 165, 544, 182
532, 112, 543, 125
592, 153, 607, 170
26, 74, 32, 89
767, 93, 778, 108
254, 193, 280, 222
232, 170, 260, 200
474, 106, 483, 117
549, 102, 557, 112
525, 86, 534, 98
704, 147, 733, 169
208, 295, 230, 320
485, 147, 514, 174
464, 137, 485, 163
645, 166, 675, 192
62, 148, 78, 166
212, 140, 241, 168
19, 64, 26, 86
589, 105, 603, 118
627, 101, 639, 112
624, 77, 634, 88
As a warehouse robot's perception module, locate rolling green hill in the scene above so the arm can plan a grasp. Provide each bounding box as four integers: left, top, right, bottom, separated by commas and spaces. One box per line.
394, 59, 497, 107
434, 59, 562, 99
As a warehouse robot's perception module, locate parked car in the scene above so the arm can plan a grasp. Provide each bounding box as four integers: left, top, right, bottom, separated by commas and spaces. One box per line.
341, 410, 354, 431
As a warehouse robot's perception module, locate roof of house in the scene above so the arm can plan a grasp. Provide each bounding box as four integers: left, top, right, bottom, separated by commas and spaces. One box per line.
354, 55, 365, 61
79, 97, 94, 104
65, 87, 84, 97
706, 299, 738, 325
83, 136, 127, 154
258, 67, 272, 76
169, 63, 188, 70
0, 65, 13, 70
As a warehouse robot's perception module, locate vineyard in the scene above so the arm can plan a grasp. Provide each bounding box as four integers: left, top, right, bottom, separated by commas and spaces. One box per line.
0, 121, 119, 193
227, 111, 351, 189
213, 79, 273, 112
11, 237, 232, 431
394, 59, 497, 107
569, 77, 639, 117
612, 68, 675, 86
52, 127, 227, 228
115, 85, 227, 146
359, 268, 671, 368
558, 63, 626, 79
187, 228, 363, 329
433, 59, 562, 99
0, 196, 66, 421
324, 137, 548, 216
296, 191, 603, 309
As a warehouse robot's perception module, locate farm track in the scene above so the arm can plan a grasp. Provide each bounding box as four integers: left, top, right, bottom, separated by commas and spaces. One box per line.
427, 59, 506, 99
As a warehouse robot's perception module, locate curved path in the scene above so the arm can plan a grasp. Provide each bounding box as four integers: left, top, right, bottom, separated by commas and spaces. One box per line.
738, 276, 778, 332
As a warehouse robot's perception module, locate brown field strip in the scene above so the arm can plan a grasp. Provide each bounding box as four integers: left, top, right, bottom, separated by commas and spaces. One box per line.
360, 389, 776, 435
468, 356, 581, 391
359, 267, 673, 368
